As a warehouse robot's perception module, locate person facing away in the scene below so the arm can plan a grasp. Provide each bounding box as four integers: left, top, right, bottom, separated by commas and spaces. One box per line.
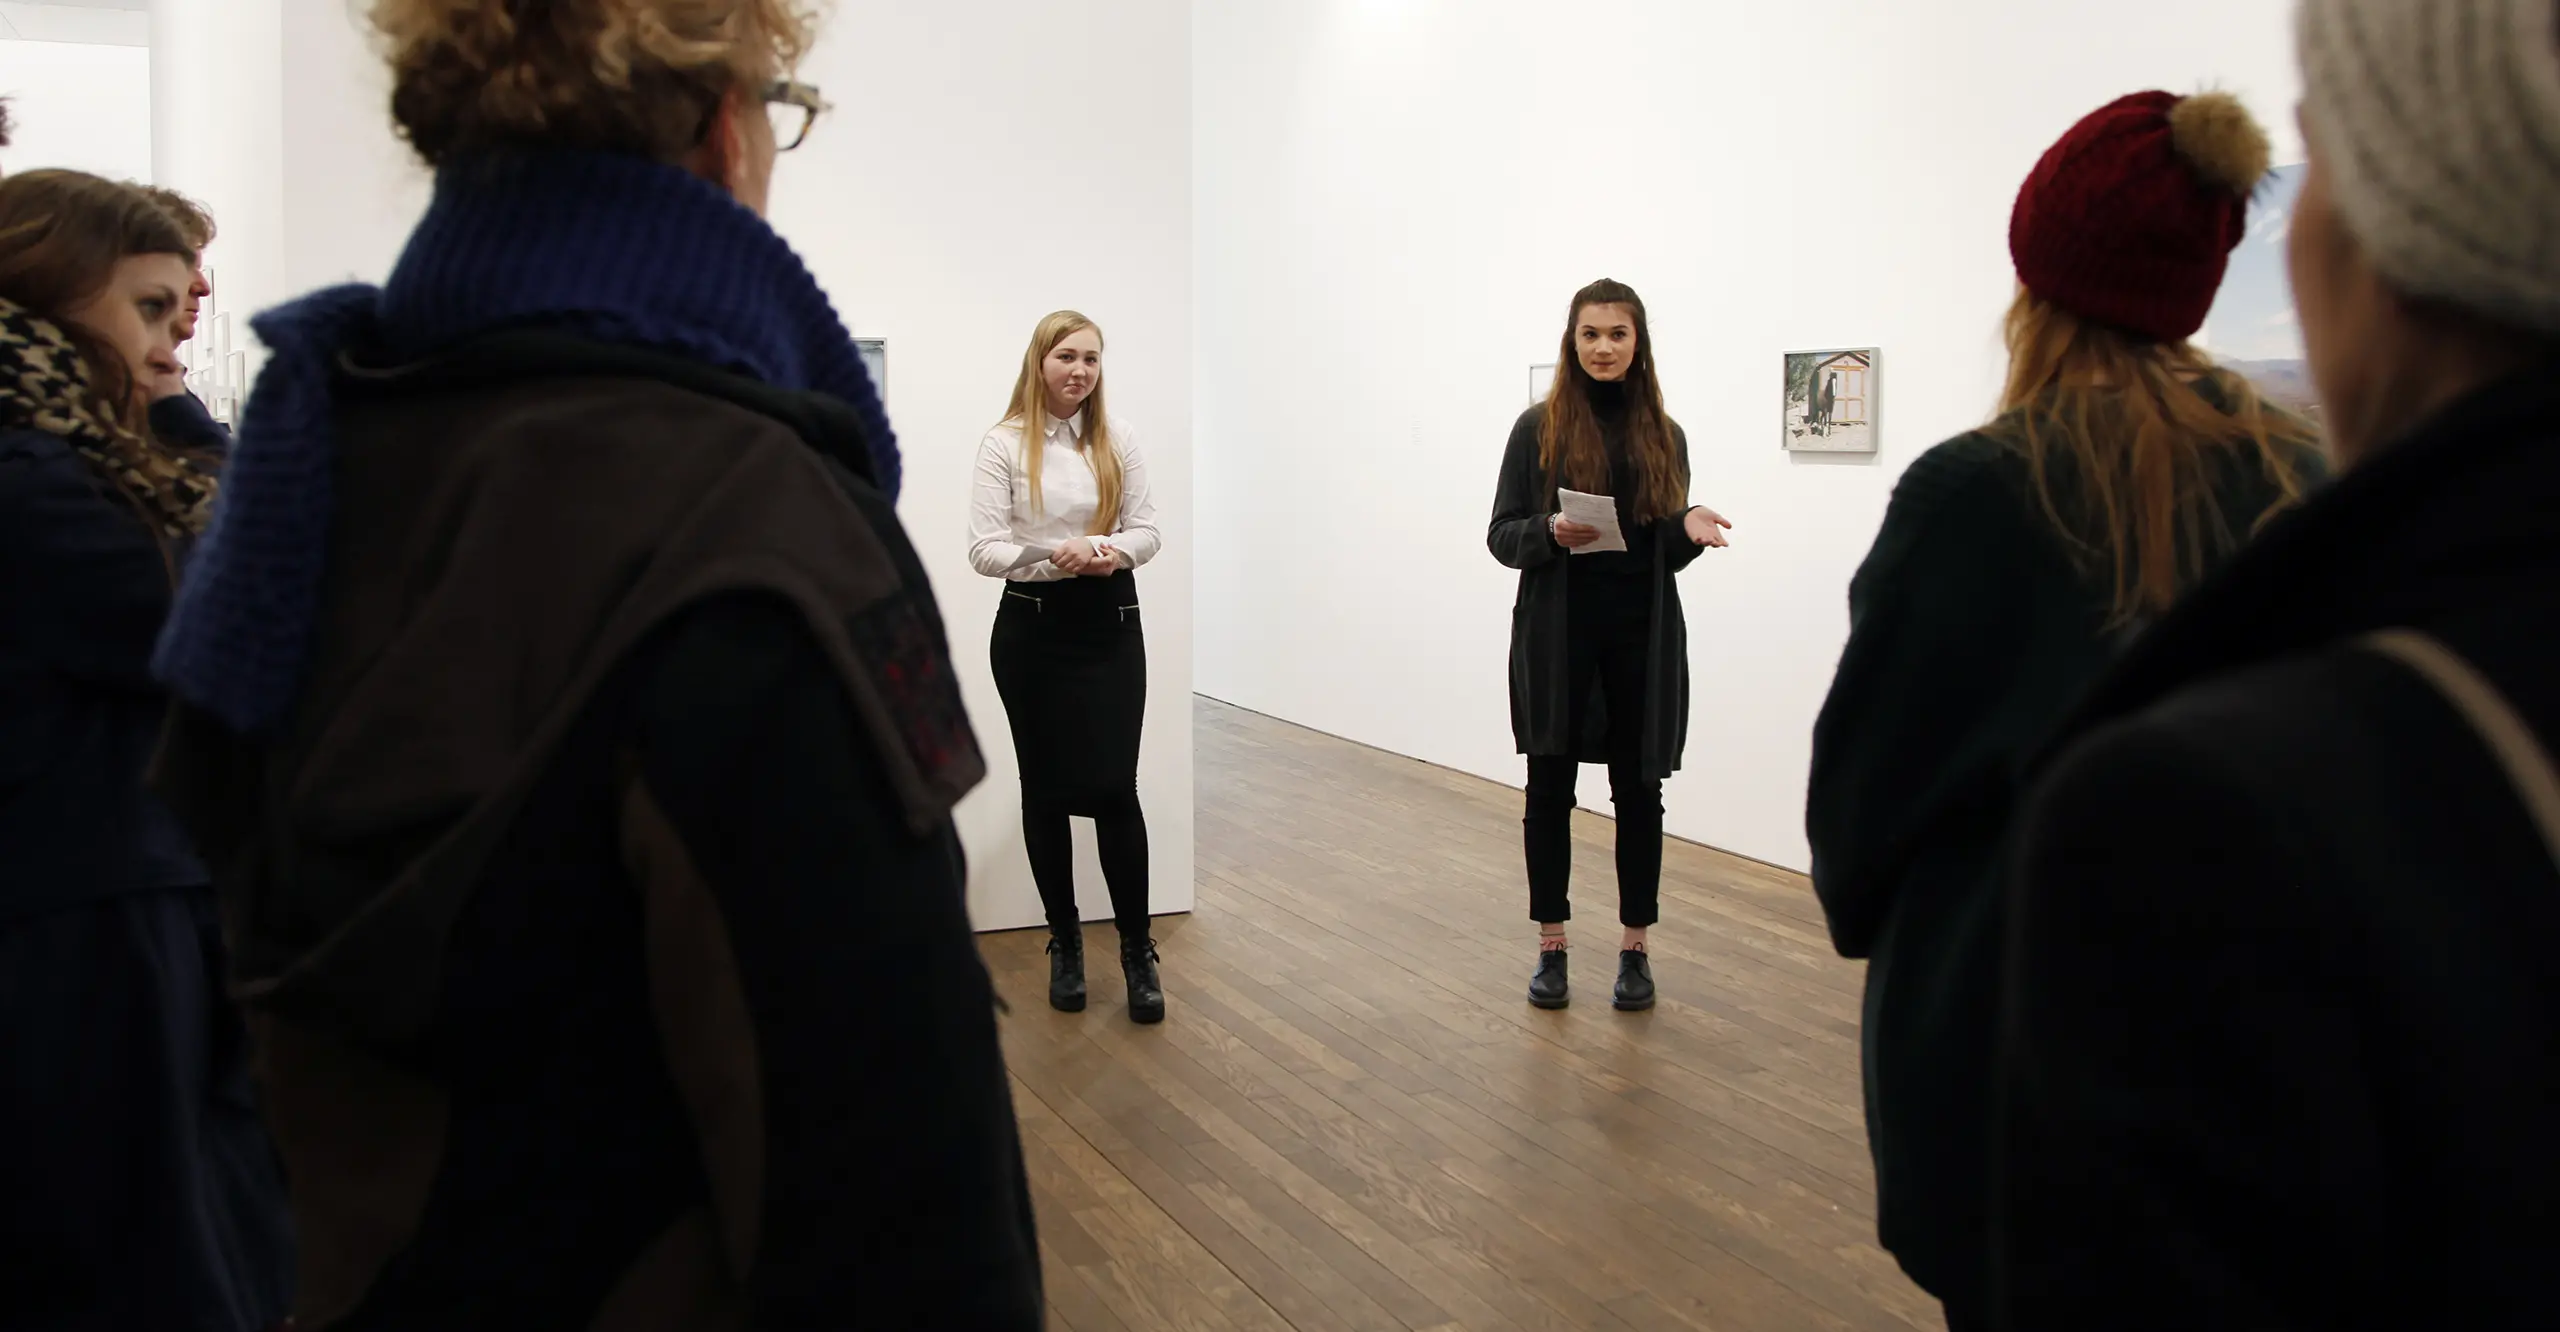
1489, 278, 1733, 1014
1804, 91, 2320, 1329
967, 310, 1168, 1023
0, 169, 293, 1332
1994, 2, 2560, 1326
142, 0, 1044, 1326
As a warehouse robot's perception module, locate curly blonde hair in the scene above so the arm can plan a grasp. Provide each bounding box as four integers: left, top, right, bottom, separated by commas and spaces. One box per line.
372, 0, 820, 166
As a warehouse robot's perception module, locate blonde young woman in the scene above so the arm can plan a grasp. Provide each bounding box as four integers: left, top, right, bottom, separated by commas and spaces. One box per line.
1804, 92, 2322, 1329
968, 310, 1165, 1023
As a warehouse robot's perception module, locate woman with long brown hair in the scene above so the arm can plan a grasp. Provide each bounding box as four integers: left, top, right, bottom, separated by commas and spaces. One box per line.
0, 168, 291, 1332
968, 309, 1165, 1023
1805, 91, 2321, 1329
1489, 278, 1732, 1014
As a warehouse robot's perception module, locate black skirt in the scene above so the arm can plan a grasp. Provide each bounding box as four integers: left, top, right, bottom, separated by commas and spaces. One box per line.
990, 569, 1146, 812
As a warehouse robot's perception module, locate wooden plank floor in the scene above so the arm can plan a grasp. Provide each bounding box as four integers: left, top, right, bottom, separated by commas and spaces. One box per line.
981, 699, 1941, 1332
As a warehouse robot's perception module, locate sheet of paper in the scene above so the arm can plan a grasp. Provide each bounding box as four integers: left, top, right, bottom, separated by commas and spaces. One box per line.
1556, 489, 1629, 555
1006, 544, 1057, 572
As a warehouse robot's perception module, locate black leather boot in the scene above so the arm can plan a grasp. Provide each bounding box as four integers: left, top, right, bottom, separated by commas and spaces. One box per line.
1047, 930, 1087, 1013
1121, 938, 1166, 1025
1528, 947, 1569, 1009
1613, 949, 1656, 1012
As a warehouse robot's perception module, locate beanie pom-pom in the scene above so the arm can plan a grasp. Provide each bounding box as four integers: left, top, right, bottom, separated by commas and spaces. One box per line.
2169, 91, 2272, 195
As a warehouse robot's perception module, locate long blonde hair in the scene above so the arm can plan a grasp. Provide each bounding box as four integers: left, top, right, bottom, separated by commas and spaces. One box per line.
1002, 310, 1122, 534
1993, 288, 2318, 626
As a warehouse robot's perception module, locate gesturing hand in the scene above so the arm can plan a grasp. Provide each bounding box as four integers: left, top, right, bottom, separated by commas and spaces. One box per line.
1684, 506, 1733, 548
1552, 517, 1602, 550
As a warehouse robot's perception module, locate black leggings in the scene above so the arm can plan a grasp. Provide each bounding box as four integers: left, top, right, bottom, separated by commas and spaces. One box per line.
1524, 578, 1663, 928
1021, 792, 1149, 940
991, 572, 1152, 940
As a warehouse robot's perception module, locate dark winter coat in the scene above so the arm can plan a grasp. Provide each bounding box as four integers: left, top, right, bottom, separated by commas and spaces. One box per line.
0, 428, 207, 914
153, 333, 1042, 1329
1489, 402, 1708, 779
1806, 389, 2315, 1312
0, 426, 294, 1331
1995, 362, 2560, 1331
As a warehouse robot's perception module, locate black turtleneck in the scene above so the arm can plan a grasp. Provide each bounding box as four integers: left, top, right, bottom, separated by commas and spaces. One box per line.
1574, 381, 1651, 591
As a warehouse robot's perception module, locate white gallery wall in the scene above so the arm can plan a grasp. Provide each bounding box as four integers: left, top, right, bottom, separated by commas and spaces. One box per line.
1193, 0, 2304, 873
0, 38, 151, 183
138, 1, 1193, 933
276, 0, 430, 296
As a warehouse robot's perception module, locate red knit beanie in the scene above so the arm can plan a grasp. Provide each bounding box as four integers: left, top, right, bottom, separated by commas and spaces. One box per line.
2009, 90, 2272, 342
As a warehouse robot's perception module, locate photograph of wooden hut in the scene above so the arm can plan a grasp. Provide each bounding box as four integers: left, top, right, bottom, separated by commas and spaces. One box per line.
1784, 348, 1878, 453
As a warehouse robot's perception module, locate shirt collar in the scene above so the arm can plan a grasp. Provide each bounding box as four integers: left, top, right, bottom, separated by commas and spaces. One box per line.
1046, 409, 1085, 442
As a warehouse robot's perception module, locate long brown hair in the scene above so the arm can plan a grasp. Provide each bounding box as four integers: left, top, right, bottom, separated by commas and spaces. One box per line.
1539, 279, 1687, 522
1994, 286, 2317, 625
1001, 310, 1123, 535
0, 167, 228, 551
0, 170, 194, 436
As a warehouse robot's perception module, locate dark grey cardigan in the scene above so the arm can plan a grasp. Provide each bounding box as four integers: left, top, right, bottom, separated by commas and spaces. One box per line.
1487, 405, 1706, 779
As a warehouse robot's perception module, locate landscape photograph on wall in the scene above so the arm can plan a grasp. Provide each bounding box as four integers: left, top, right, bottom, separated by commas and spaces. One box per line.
2203, 163, 2319, 422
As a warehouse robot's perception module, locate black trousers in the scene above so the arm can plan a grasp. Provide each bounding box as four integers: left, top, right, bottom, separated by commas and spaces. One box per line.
990, 571, 1151, 940
1524, 572, 1663, 928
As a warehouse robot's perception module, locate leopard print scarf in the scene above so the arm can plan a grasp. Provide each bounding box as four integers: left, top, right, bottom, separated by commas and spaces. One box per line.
0, 296, 217, 537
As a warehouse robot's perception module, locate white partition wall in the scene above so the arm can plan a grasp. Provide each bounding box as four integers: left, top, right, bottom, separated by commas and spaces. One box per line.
1193, 0, 2304, 874
781, 1, 1196, 933
148, 0, 289, 356
0, 40, 152, 182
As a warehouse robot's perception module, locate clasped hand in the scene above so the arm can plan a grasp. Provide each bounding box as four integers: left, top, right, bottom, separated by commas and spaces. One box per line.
1052, 536, 1118, 576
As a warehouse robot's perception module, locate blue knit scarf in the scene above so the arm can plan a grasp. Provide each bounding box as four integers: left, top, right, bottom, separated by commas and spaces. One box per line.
153, 149, 898, 738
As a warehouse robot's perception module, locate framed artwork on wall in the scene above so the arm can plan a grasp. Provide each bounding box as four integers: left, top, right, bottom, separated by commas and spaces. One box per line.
1528, 362, 1555, 406
2201, 163, 2319, 424
857, 337, 887, 398
1783, 348, 1879, 453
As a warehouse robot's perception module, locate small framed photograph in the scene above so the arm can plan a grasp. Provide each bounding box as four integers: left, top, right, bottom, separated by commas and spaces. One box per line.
1528, 362, 1556, 406
857, 337, 887, 397
1783, 348, 1879, 453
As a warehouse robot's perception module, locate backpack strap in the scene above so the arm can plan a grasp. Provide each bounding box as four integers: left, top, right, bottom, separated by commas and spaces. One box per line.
2361, 629, 2560, 871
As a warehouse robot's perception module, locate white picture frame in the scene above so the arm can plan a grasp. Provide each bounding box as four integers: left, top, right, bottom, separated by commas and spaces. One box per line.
1783, 347, 1880, 454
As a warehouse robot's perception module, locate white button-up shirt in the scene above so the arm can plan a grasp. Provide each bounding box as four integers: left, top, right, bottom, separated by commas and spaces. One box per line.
967, 409, 1162, 582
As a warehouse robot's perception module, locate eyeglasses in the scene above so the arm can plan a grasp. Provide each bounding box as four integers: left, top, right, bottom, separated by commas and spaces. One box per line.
763, 79, 831, 152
